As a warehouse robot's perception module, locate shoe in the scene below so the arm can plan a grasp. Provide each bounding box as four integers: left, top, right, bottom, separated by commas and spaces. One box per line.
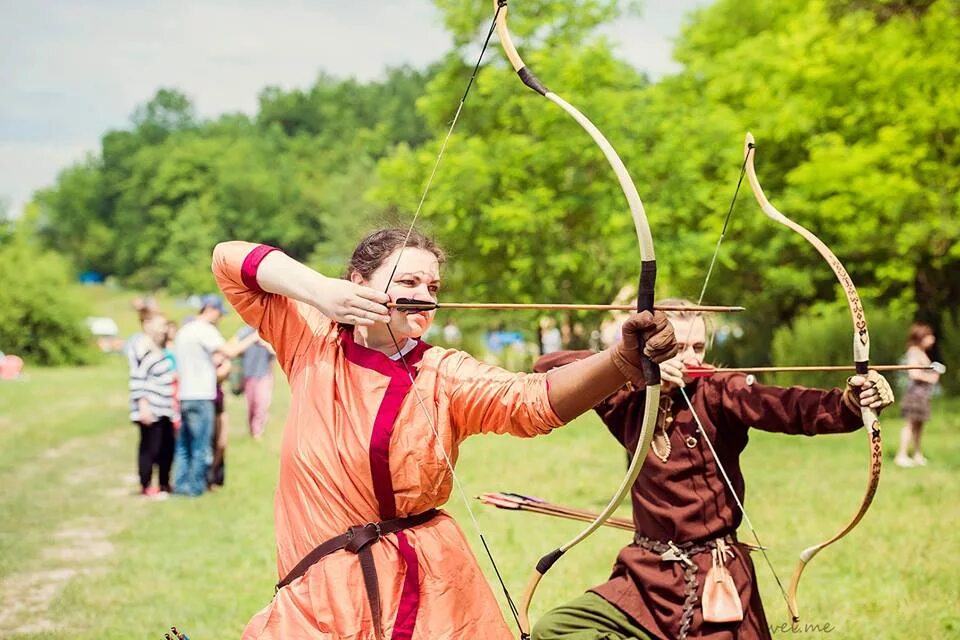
142, 486, 170, 500
893, 455, 915, 468
912, 453, 928, 466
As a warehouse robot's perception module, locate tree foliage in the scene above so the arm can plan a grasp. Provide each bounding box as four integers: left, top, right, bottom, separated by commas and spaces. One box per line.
30, 0, 959, 370
374, 0, 959, 365
373, 39, 650, 309
36, 70, 433, 294
0, 208, 97, 365
644, 0, 960, 354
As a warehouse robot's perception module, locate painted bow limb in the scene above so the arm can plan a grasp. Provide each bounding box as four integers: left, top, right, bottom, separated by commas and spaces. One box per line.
744, 132, 882, 623
494, 2, 661, 636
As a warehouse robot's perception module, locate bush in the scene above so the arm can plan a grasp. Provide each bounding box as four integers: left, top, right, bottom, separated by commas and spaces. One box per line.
937, 309, 960, 395
0, 239, 99, 366
770, 305, 913, 390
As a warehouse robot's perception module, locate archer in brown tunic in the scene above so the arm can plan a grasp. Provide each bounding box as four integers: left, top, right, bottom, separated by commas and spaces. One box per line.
531, 303, 894, 640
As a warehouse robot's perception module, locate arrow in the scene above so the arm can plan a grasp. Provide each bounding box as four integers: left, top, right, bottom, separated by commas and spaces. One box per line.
389, 298, 745, 313
682, 363, 943, 379
477, 492, 634, 532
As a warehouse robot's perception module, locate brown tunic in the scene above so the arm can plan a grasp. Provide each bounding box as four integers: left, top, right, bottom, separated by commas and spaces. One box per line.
534, 352, 863, 640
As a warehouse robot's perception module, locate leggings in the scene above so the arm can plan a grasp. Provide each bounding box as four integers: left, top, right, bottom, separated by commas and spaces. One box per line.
137, 417, 174, 490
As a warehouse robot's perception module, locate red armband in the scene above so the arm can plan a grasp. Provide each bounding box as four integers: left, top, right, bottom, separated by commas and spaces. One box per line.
240, 245, 282, 293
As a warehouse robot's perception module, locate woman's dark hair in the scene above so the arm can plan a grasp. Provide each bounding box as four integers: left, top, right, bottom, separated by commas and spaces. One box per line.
907, 322, 934, 348
345, 228, 446, 280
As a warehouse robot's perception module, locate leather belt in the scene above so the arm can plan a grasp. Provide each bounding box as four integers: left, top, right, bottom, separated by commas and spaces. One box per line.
633, 532, 739, 640
276, 509, 439, 640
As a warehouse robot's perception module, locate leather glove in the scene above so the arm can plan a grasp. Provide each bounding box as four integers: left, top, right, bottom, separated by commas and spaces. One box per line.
610, 310, 678, 386
843, 370, 895, 414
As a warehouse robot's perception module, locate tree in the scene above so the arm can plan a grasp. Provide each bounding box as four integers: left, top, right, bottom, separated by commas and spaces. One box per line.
31, 0, 957, 365
35, 159, 112, 274
373, 32, 651, 311
372, 0, 957, 363
131, 88, 197, 145
36, 70, 437, 293
633, 0, 960, 354
0, 207, 96, 365
0, 198, 13, 244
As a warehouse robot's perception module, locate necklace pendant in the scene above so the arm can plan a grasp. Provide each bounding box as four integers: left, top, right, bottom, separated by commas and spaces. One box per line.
652, 396, 675, 462
650, 431, 671, 462
652, 432, 671, 463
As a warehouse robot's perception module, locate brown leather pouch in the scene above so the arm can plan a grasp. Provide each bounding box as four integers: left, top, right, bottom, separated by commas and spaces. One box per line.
702, 541, 744, 623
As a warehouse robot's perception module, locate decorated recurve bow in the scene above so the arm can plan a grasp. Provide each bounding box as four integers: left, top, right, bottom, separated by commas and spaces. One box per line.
743, 132, 882, 622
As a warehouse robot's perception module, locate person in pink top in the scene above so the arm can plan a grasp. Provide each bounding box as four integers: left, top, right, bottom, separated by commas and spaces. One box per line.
212, 229, 678, 640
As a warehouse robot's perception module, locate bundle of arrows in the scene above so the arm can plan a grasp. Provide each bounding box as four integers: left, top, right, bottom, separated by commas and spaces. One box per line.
477, 492, 634, 531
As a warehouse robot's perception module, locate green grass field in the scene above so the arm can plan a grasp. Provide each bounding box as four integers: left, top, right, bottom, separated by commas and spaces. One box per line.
0, 358, 958, 639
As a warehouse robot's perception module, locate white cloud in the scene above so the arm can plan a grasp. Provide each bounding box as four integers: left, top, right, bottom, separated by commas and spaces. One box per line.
0, 142, 93, 217
605, 0, 709, 79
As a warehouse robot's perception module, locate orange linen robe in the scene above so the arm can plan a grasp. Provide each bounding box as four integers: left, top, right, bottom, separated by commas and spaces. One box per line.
213, 242, 564, 640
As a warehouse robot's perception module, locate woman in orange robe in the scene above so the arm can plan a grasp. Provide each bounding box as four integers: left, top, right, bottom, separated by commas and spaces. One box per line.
212, 229, 677, 640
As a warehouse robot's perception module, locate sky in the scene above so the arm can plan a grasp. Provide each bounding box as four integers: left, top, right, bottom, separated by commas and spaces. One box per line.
0, 0, 708, 218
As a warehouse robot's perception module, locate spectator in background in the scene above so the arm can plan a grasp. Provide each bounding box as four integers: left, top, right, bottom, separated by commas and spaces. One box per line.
894, 322, 942, 467
539, 317, 562, 354
127, 312, 176, 498
164, 320, 181, 430
209, 353, 232, 488
442, 318, 462, 346
236, 325, 276, 439
568, 321, 589, 350
173, 295, 254, 496
123, 297, 160, 357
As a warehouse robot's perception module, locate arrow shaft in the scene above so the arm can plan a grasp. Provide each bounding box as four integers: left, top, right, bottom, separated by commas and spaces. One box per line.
478, 493, 634, 531
686, 364, 933, 375
389, 301, 744, 312
520, 506, 634, 531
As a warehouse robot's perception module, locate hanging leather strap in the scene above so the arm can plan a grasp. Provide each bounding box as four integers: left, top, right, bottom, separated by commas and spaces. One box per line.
276, 509, 439, 639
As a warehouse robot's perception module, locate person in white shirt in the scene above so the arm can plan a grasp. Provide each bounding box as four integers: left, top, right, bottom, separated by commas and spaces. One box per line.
173, 295, 253, 496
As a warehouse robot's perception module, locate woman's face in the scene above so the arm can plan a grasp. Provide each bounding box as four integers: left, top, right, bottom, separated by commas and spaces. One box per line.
922, 333, 936, 349
357, 247, 440, 339
144, 316, 168, 346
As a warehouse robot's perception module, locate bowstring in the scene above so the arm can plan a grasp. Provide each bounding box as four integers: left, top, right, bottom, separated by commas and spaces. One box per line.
381, 3, 525, 628
384, 4, 503, 286
678, 142, 791, 609
695, 148, 750, 305
679, 384, 791, 606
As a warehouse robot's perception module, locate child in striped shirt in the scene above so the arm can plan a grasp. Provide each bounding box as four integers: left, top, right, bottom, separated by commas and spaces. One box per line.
127, 313, 177, 497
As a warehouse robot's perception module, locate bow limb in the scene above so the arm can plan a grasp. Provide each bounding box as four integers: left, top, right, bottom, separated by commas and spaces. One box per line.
744, 133, 881, 622
493, 3, 661, 636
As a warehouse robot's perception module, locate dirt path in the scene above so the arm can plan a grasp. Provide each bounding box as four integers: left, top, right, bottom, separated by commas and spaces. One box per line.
0, 427, 147, 636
